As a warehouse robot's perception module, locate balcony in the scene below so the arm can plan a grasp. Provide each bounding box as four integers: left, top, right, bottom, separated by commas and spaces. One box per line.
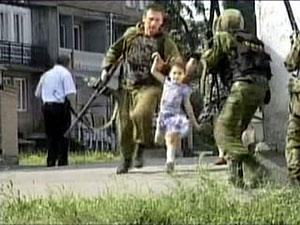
0, 40, 48, 68
60, 48, 104, 72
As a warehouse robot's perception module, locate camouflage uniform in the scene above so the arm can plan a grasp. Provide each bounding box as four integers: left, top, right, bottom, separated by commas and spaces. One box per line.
102, 23, 180, 173
284, 34, 300, 185
285, 78, 300, 184
203, 9, 272, 187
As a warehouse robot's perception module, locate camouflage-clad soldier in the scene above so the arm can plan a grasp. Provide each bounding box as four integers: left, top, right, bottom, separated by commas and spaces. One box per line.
198, 15, 232, 165
284, 33, 300, 185
201, 9, 272, 187
100, 4, 180, 174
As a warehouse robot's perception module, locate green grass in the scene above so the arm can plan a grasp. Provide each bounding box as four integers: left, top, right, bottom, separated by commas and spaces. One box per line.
1, 173, 300, 225
19, 151, 120, 166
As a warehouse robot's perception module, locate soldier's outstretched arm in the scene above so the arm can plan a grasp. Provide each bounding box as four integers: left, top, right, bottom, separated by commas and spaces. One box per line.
102, 27, 137, 69
151, 52, 166, 83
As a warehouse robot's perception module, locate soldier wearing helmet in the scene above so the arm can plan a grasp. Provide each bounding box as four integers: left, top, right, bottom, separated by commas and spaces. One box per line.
198, 9, 272, 188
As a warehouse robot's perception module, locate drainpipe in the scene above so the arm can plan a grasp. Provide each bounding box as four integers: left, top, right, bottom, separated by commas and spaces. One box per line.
71, 15, 75, 69
0, 70, 3, 90
109, 12, 113, 45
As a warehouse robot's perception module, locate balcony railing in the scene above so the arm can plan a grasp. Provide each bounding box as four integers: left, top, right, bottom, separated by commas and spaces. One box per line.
0, 40, 49, 68
60, 48, 104, 71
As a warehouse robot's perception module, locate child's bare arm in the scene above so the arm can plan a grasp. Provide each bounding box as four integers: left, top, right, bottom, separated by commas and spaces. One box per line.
183, 97, 201, 130
151, 52, 166, 83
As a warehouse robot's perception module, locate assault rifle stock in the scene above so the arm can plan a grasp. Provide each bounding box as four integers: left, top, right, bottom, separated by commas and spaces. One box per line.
64, 62, 122, 137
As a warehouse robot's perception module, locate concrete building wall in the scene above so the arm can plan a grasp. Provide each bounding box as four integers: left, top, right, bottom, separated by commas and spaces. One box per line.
255, 1, 300, 151
31, 6, 58, 65
0, 88, 18, 164
2, 70, 41, 136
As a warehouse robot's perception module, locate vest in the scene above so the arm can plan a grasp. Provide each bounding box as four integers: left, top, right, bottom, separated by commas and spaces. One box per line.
230, 30, 272, 83
125, 34, 165, 85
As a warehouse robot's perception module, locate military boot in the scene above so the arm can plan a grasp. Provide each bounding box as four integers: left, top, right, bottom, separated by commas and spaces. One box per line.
116, 159, 132, 174
244, 156, 269, 188
228, 159, 245, 188
133, 145, 144, 168
289, 177, 300, 186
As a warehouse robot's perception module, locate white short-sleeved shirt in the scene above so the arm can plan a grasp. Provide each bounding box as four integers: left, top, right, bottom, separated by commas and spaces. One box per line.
35, 65, 76, 103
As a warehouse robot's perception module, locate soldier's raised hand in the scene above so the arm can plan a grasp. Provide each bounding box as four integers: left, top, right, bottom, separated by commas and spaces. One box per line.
151, 52, 162, 74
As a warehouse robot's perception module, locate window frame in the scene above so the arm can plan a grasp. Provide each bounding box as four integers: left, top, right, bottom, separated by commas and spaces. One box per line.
73, 24, 82, 50
59, 24, 67, 48
13, 13, 24, 43
13, 77, 27, 112
0, 12, 8, 41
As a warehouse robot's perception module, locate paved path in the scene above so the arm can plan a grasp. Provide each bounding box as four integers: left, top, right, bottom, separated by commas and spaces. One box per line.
0, 151, 288, 200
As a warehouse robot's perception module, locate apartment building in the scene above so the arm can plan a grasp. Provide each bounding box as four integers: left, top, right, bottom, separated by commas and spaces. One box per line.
0, 0, 151, 150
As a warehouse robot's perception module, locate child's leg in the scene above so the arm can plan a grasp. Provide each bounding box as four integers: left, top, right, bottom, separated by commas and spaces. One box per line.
165, 132, 181, 164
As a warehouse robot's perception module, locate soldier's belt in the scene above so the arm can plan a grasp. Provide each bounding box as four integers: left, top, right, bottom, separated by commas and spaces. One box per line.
235, 75, 268, 85
123, 78, 158, 88
289, 78, 300, 93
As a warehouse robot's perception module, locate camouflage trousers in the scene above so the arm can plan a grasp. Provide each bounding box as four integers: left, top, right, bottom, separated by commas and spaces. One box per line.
214, 81, 268, 185
198, 75, 229, 157
116, 85, 161, 161
286, 90, 300, 182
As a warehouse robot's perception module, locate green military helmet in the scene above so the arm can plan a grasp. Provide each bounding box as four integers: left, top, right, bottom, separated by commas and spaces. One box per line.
215, 9, 244, 32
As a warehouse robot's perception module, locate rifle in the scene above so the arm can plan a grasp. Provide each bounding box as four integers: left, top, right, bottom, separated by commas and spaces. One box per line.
284, 0, 300, 78
204, 0, 221, 109
284, 0, 299, 34
64, 61, 123, 137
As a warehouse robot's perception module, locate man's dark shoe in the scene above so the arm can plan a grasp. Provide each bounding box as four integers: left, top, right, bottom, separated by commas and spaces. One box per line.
47, 159, 56, 167
289, 177, 300, 186
116, 159, 132, 174
58, 160, 68, 166
133, 145, 144, 168
228, 160, 245, 188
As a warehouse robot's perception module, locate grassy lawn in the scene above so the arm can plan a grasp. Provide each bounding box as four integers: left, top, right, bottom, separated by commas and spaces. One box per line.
19, 151, 120, 166
1, 174, 300, 225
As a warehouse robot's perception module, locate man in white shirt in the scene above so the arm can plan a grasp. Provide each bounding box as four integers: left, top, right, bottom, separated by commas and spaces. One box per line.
35, 55, 76, 167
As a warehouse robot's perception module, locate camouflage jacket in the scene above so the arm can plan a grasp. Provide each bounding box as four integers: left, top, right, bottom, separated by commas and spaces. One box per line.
203, 30, 271, 87
102, 23, 180, 87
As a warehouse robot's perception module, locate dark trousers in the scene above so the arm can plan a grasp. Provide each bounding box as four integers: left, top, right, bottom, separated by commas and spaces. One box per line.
42, 102, 71, 166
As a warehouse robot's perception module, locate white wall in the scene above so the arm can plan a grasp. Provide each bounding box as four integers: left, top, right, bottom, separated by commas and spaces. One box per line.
255, 1, 300, 150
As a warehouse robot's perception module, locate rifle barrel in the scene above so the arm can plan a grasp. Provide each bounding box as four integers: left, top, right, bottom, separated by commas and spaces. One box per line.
284, 0, 299, 33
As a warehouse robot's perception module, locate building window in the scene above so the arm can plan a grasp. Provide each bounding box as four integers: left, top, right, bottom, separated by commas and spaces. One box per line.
125, 0, 136, 8
2, 77, 27, 111
13, 14, 24, 43
73, 25, 82, 50
14, 78, 27, 112
0, 12, 8, 40
3, 77, 13, 86
60, 24, 67, 48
